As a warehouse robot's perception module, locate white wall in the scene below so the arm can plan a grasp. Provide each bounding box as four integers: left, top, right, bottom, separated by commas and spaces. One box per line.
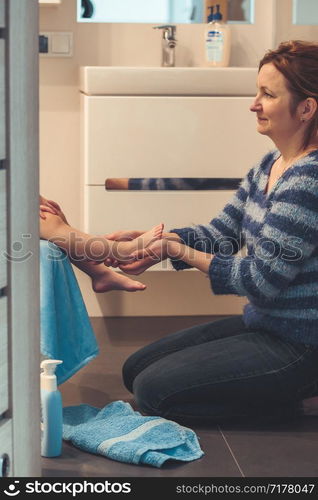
39, 0, 318, 316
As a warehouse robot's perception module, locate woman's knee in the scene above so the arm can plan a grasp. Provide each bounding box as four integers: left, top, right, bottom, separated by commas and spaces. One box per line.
123, 356, 182, 417
122, 357, 135, 393
122, 342, 167, 393
122, 351, 148, 393
131, 366, 173, 416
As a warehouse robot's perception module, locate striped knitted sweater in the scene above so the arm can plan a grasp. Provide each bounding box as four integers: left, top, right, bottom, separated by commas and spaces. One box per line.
171, 149, 318, 345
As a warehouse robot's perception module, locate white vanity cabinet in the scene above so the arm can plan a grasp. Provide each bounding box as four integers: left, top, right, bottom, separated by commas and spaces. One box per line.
80, 67, 270, 266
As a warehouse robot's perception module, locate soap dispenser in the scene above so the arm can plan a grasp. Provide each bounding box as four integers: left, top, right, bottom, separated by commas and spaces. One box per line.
40, 359, 63, 457
204, 3, 231, 67
207, 5, 214, 24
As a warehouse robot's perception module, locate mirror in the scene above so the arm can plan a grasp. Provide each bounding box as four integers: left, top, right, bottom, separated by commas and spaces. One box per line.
293, 0, 318, 24
78, 0, 254, 24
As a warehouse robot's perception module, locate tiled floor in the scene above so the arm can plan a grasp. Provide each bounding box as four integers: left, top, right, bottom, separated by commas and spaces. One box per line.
42, 316, 318, 478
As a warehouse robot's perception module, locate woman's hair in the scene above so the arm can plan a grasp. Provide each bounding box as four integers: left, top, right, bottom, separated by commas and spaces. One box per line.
259, 40, 318, 149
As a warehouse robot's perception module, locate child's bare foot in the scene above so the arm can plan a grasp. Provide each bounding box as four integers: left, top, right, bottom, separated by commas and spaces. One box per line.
114, 223, 164, 261
92, 268, 146, 293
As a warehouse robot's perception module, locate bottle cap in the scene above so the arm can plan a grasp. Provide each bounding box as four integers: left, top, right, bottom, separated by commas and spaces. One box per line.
40, 359, 62, 391
207, 5, 214, 23
41, 359, 62, 375
214, 4, 223, 20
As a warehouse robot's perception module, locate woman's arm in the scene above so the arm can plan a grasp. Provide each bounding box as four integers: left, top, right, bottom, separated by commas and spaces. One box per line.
125, 238, 213, 275
166, 165, 256, 269
168, 240, 214, 273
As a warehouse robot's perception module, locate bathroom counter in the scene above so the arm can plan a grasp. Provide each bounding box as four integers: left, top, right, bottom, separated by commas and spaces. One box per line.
79, 66, 258, 96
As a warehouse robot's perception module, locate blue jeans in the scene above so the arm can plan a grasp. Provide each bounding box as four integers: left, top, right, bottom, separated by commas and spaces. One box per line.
122, 316, 318, 424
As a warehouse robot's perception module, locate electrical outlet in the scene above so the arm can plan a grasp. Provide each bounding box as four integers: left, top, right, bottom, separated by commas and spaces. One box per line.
39, 32, 73, 57
39, 34, 49, 53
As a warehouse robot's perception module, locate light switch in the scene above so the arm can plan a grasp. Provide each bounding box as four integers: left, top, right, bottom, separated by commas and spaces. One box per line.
39, 32, 73, 57
51, 33, 70, 54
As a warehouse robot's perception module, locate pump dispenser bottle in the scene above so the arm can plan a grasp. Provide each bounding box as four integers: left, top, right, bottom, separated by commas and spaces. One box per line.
204, 4, 231, 67
40, 359, 63, 457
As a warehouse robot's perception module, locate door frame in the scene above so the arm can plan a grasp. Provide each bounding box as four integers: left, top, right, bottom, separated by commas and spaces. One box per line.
7, 0, 41, 477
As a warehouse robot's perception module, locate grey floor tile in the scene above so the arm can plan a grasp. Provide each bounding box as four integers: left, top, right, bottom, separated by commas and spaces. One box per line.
220, 418, 318, 477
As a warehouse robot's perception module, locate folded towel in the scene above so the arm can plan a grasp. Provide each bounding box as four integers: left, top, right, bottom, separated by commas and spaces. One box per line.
63, 401, 204, 467
40, 240, 99, 385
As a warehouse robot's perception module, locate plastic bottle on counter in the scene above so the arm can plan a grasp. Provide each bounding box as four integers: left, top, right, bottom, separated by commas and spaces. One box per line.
204, 4, 231, 67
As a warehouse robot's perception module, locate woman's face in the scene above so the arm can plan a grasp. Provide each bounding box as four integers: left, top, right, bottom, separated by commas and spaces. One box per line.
250, 63, 302, 143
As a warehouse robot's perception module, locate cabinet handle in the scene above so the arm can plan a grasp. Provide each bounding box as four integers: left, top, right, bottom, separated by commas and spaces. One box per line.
0, 453, 10, 477
105, 178, 242, 191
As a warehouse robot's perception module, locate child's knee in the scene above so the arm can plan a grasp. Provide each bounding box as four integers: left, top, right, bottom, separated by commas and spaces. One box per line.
40, 212, 65, 238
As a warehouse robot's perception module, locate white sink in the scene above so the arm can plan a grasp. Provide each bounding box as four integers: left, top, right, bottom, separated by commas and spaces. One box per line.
79, 66, 258, 96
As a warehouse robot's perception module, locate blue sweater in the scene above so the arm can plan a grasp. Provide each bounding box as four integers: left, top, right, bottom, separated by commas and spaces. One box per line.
171, 149, 318, 345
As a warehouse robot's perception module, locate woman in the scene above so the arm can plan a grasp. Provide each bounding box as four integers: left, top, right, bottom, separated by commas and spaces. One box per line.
109, 40, 318, 424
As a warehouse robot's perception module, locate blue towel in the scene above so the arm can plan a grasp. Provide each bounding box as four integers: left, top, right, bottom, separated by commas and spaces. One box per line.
40, 240, 99, 385
63, 401, 204, 467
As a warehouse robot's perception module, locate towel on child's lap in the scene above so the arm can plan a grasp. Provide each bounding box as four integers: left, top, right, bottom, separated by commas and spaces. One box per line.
63, 401, 204, 467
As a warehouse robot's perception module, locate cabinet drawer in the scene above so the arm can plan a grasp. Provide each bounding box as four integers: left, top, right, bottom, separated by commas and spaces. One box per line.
0, 296, 8, 416
85, 187, 235, 234
0, 419, 12, 477
0, 170, 6, 288
83, 96, 270, 185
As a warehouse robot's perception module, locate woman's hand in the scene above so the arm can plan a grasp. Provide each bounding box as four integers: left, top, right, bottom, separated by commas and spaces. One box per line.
118, 238, 180, 275
39, 195, 62, 220
104, 230, 146, 267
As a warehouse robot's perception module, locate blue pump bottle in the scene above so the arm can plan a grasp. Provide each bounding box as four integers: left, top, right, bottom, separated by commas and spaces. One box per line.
207, 5, 214, 23
204, 3, 231, 67
40, 359, 63, 457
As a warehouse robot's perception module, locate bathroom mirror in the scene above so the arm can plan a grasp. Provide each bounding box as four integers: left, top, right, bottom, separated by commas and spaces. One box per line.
78, 0, 254, 24
293, 0, 318, 24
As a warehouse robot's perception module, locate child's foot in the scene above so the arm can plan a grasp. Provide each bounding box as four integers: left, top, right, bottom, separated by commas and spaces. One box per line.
92, 269, 146, 293
115, 223, 164, 261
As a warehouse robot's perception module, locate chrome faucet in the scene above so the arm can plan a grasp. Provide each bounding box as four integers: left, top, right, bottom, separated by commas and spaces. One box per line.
153, 25, 177, 67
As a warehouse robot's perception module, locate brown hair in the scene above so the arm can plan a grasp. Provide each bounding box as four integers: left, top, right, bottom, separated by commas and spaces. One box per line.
259, 40, 318, 149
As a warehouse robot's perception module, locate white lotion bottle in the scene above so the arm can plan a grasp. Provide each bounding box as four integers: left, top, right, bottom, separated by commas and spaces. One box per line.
204, 4, 231, 67
40, 359, 63, 457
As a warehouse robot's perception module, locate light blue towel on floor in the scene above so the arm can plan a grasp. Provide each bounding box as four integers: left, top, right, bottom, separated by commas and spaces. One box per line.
40, 240, 99, 385
63, 401, 204, 467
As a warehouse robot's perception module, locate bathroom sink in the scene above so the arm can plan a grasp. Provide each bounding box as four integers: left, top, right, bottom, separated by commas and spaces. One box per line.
79, 66, 257, 96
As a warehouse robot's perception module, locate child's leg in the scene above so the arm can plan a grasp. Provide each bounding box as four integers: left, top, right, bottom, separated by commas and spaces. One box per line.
71, 260, 146, 293
40, 214, 106, 260
40, 214, 147, 292
40, 213, 163, 263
